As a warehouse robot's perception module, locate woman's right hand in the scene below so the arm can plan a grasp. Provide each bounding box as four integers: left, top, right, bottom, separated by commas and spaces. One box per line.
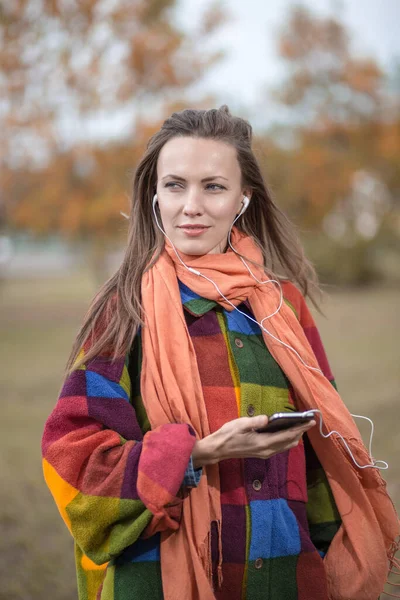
192, 415, 316, 469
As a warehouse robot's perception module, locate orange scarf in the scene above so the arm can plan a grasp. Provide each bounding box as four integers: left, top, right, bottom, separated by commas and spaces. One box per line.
140, 227, 399, 600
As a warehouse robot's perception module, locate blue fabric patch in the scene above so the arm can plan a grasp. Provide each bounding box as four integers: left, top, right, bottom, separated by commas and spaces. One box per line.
249, 499, 301, 560
225, 306, 261, 335
178, 279, 199, 305
129, 537, 160, 563
85, 371, 129, 401
182, 455, 203, 487
115, 534, 161, 565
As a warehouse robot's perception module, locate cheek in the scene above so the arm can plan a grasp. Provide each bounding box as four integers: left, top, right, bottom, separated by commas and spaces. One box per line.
157, 203, 177, 227
212, 204, 239, 226
206, 195, 237, 216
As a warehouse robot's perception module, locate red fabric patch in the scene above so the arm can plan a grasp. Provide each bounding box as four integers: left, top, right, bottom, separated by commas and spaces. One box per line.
296, 551, 329, 600
138, 423, 195, 498
220, 459, 247, 506
41, 396, 92, 455
214, 562, 245, 600
202, 385, 239, 434
286, 443, 308, 502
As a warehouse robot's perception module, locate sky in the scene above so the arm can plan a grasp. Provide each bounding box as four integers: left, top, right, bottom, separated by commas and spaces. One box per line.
179, 0, 400, 127
55, 0, 400, 147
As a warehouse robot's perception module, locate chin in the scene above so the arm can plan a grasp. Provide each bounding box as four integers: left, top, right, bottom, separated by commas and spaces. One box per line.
167, 229, 227, 256
173, 240, 215, 257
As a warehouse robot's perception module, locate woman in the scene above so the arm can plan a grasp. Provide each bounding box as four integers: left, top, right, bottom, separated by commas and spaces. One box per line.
42, 106, 398, 600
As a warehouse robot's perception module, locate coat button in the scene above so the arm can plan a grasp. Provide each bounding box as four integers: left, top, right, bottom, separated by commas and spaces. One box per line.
247, 404, 255, 417
255, 558, 263, 569
252, 479, 262, 491
235, 338, 244, 348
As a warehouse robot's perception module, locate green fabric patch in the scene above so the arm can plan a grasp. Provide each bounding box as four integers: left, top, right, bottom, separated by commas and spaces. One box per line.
184, 296, 218, 316
246, 555, 298, 600
306, 468, 341, 525
228, 332, 290, 388
113, 560, 163, 600
67, 494, 152, 565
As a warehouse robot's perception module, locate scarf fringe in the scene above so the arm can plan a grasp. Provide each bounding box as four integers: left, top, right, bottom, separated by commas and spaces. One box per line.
202, 520, 224, 592
385, 538, 400, 598
216, 519, 223, 589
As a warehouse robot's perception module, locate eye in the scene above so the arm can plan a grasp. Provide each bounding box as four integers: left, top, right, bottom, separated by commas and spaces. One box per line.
206, 184, 225, 190
164, 182, 226, 190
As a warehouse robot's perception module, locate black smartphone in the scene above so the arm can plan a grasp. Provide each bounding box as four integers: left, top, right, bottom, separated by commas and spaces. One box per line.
255, 411, 316, 434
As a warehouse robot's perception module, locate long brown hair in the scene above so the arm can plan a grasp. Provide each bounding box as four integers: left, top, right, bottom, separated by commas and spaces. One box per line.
65, 105, 320, 374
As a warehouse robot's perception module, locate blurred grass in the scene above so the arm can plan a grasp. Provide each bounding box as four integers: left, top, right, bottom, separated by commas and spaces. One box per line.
0, 273, 399, 599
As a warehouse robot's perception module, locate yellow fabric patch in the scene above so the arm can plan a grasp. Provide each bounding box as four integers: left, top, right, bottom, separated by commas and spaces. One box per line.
74, 348, 87, 370
283, 297, 298, 319
216, 311, 241, 416
240, 381, 290, 417
242, 502, 252, 600
99, 562, 115, 600
81, 552, 108, 572
43, 459, 79, 531
307, 471, 340, 524
119, 363, 131, 398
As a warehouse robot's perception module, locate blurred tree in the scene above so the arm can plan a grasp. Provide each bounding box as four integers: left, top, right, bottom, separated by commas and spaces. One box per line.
276, 4, 384, 126
261, 5, 400, 284
1, 0, 226, 165
1, 0, 227, 281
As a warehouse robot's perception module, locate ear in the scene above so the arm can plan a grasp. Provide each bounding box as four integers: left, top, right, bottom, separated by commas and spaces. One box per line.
243, 189, 252, 202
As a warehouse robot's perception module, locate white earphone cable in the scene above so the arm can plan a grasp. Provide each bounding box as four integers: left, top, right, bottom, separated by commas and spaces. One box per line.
304, 409, 388, 470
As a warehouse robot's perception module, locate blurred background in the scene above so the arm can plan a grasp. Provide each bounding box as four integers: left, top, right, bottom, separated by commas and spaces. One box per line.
0, 0, 399, 598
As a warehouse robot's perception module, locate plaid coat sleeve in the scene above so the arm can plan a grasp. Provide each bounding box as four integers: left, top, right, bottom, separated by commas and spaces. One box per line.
41, 348, 197, 566
282, 282, 342, 555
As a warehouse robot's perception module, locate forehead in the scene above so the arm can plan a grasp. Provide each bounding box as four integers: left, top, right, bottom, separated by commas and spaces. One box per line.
157, 137, 240, 178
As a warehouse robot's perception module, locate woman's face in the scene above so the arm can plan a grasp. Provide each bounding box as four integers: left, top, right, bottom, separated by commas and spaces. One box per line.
155, 137, 251, 255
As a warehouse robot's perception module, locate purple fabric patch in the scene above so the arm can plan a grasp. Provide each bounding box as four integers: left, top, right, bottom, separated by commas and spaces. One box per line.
244, 451, 289, 501
85, 356, 126, 383
186, 310, 221, 337
87, 396, 143, 441
211, 504, 247, 564
59, 369, 87, 398
287, 499, 315, 553
121, 443, 142, 500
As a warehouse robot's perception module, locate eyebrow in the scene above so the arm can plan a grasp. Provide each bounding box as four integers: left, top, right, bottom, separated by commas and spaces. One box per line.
161, 174, 229, 182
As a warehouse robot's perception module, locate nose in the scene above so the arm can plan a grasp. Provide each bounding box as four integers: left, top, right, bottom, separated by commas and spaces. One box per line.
182, 190, 204, 216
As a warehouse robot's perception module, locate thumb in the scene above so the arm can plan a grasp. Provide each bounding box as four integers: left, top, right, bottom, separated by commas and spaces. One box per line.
240, 415, 269, 432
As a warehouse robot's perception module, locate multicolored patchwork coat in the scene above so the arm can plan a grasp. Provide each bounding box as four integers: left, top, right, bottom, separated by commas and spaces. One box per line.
42, 280, 341, 600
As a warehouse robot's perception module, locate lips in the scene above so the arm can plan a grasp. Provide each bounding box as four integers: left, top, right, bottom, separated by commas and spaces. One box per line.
178, 225, 210, 230
178, 224, 210, 237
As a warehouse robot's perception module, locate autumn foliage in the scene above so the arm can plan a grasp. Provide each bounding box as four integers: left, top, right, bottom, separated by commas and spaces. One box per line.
1, 3, 399, 283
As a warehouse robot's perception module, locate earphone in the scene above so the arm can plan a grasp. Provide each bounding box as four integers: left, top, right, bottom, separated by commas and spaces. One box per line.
237, 195, 250, 217
149, 191, 388, 471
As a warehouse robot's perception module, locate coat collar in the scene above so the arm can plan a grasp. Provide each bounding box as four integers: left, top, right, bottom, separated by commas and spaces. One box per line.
178, 279, 218, 316
178, 279, 254, 317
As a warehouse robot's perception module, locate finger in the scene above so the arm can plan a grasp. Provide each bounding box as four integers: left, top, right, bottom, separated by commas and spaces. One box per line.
290, 419, 316, 432
238, 415, 269, 432
282, 419, 316, 434
258, 420, 314, 445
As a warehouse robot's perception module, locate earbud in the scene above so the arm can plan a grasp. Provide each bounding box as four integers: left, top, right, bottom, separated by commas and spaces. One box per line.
153, 193, 158, 208
237, 195, 250, 218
